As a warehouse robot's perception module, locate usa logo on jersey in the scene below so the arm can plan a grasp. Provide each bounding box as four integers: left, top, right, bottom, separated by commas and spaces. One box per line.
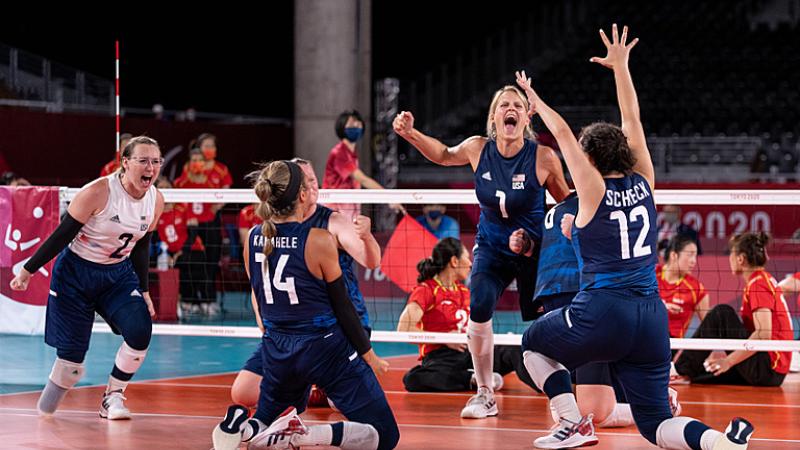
512, 173, 525, 190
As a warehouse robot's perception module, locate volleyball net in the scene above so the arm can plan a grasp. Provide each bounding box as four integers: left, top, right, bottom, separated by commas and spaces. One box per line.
58, 187, 800, 352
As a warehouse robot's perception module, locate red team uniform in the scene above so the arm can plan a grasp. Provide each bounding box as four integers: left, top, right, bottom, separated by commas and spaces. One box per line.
741, 270, 793, 375
407, 278, 470, 358
656, 264, 708, 338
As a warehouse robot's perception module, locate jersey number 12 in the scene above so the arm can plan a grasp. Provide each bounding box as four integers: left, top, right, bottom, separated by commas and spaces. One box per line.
610, 205, 652, 260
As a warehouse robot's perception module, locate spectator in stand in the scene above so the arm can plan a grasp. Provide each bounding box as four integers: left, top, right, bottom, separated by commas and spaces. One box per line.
173, 148, 219, 311
155, 178, 190, 267
181, 133, 232, 300
657, 204, 702, 257
672, 232, 792, 386
237, 204, 262, 251
322, 109, 404, 220
657, 235, 710, 340
1, 171, 31, 186
416, 204, 460, 240
100, 133, 133, 177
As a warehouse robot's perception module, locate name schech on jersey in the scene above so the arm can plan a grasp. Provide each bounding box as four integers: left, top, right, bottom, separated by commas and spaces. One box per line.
605, 181, 651, 208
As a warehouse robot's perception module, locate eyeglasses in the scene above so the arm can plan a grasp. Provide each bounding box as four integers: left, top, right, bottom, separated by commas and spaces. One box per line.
128, 157, 164, 167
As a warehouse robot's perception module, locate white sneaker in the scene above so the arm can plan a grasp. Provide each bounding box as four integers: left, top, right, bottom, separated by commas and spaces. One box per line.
99, 390, 131, 420
533, 414, 598, 449
460, 386, 498, 419
470, 372, 504, 391
248, 407, 309, 450
212, 404, 249, 450
668, 387, 682, 416
713, 417, 754, 450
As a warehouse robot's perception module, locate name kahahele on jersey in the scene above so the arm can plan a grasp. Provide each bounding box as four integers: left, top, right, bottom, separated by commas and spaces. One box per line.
252, 234, 299, 249
69, 174, 157, 264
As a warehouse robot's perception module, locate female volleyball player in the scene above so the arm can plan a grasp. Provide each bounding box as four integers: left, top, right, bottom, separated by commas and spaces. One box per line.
397, 237, 537, 393
658, 235, 710, 339
10, 136, 165, 420
519, 25, 754, 449
229, 158, 379, 409
393, 75, 569, 419
673, 232, 792, 387
212, 160, 398, 450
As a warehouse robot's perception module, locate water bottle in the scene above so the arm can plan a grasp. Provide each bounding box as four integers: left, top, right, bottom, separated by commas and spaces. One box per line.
157, 242, 169, 271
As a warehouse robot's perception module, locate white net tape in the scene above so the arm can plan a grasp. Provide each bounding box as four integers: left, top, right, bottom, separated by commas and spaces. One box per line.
69, 188, 800, 352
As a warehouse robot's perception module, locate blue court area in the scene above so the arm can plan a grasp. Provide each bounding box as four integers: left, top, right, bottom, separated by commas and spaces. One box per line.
1, 291, 713, 395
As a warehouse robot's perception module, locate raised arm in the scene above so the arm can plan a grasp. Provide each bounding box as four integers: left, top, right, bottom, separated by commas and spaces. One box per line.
590, 24, 654, 187
537, 145, 570, 202
515, 71, 606, 225
393, 111, 484, 170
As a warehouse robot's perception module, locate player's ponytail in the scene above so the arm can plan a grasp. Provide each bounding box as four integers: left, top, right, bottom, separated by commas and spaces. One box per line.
250, 161, 306, 257
416, 237, 464, 283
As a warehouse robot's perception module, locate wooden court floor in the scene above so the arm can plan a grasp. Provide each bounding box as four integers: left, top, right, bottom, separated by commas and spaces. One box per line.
1, 355, 799, 449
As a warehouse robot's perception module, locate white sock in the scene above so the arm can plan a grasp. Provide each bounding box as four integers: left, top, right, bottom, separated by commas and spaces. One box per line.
467, 319, 494, 392
597, 403, 634, 428
551, 393, 581, 423
106, 375, 128, 394
293, 424, 333, 446
339, 422, 379, 450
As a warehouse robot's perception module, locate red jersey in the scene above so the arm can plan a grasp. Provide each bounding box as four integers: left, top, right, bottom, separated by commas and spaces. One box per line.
238, 204, 263, 231
173, 174, 216, 223
157, 204, 205, 252
180, 160, 233, 188
322, 141, 360, 220
407, 278, 470, 358
657, 265, 708, 338
100, 158, 120, 176
741, 270, 794, 374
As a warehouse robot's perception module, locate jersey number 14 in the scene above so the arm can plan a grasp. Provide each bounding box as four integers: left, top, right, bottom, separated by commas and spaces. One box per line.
255, 253, 299, 304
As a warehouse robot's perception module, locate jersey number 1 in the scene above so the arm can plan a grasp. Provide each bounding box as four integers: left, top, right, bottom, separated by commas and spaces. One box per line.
610, 205, 652, 260
256, 253, 299, 305
495, 190, 508, 218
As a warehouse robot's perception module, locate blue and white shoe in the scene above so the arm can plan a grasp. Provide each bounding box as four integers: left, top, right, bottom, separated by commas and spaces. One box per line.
460, 386, 498, 419
248, 407, 308, 450
212, 404, 249, 450
714, 417, 754, 450
534, 414, 598, 449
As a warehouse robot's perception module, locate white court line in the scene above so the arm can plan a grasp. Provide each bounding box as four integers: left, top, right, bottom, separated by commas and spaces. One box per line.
128, 382, 800, 410
1, 407, 798, 444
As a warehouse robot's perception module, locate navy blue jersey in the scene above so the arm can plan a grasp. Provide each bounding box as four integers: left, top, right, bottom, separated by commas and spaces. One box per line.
306, 206, 370, 328
535, 193, 580, 299
249, 222, 336, 333
572, 174, 658, 293
474, 139, 546, 256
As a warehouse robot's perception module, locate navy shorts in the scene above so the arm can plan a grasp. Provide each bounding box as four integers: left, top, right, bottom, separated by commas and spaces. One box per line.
45, 249, 146, 353
469, 243, 540, 322
254, 325, 388, 424
522, 288, 671, 420
243, 326, 372, 375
